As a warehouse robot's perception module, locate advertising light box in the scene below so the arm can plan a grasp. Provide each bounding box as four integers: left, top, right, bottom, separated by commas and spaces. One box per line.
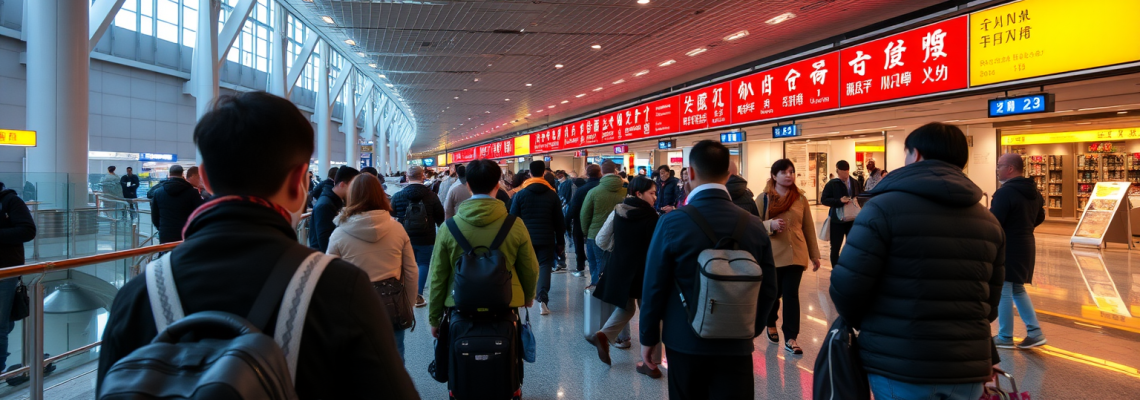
969, 0, 1140, 86
731, 52, 840, 125
680, 82, 732, 132
0, 129, 37, 147
840, 15, 969, 107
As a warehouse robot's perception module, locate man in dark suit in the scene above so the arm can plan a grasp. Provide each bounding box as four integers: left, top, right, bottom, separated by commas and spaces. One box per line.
639, 140, 778, 399
819, 160, 863, 266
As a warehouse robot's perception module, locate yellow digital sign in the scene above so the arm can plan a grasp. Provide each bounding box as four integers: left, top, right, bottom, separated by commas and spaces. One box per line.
1001, 127, 1140, 145
855, 145, 885, 153
437, 154, 446, 167
0, 129, 36, 147
513, 135, 531, 157
970, 0, 1140, 86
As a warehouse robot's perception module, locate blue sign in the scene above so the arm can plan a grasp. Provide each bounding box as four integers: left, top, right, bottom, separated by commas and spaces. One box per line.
720, 131, 746, 144
658, 139, 676, 149
422, 158, 436, 167
772, 124, 801, 139
139, 152, 177, 162
988, 94, 1054, 118
543, 156, 552, 162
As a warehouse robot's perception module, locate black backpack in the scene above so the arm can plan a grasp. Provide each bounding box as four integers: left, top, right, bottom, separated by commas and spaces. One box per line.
99, 248, 335, 400
403, 199, 432, 236
445, 215, 517, 311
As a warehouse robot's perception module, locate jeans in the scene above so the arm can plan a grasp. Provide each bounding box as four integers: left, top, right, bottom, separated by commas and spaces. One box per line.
534, 245, 556, 304
766, 265, 805, 340
585, 239, 608, 286
412, 245, 434, 296
393, 328, 406, 362
0, 278, 18, 371
868, 374, 983, 400
998, 282, 1043, 340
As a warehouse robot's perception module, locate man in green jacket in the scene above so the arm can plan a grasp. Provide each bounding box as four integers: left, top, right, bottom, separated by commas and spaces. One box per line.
580, 159, 627, 286
428, 159, 540, 335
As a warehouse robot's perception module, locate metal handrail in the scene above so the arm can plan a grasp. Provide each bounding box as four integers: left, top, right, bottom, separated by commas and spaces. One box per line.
0, 241, 180, 400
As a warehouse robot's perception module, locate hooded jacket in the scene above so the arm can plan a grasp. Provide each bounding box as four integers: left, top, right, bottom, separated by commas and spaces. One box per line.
311, 185, 344, 252
726, 175, 760, 216
150, 178, 205, 244
594, 196, 659, 306
328, 210, 417, 308
654, 176, 681, 211
427, 198, 539, 327
581, 175, 627, 239
0, 187, 36, 268
830, 160, 1005, 384
990, 176, 1045, 284
97, 201, 420, 399
509, 178, 565, 248
390, 183, 445, 246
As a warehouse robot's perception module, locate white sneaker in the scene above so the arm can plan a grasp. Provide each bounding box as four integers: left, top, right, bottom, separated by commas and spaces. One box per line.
540, 302, 550, 315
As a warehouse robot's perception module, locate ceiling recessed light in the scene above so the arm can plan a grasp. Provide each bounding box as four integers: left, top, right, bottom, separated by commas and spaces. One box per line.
486, 111, 491, 113
591, 44, 602, 50
526, 114, 531, 117
1119, 111, 1129, 114
505, 98, 510, 101
386, 84, 394, 87
555, 64, 564, 69
633, 69, 650, 77
344, 39, 356, 46
593, 87, 604, 91
613, 79, 625, 84
321, 16, 334, 24
463, 88, 468, 92
576, 93, 586, 98
561, 100, 569, 104
357, 52, 365, 57
368, 63, 377, 68
686, 47, 708, 57
637, 0, 650, 4
525, 83, 532, 87
548, 105, 556, 108
723, 30, 749, 41
454, 96, 459, 99
473, 78, 480, 82
658, 59, 676, 67
766, 12, 796, 25
377, 73, 385, 78
537, 110, 543, 113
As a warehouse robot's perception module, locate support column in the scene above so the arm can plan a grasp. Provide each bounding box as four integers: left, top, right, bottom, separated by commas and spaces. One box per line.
27, 0, 90, 208
315, 40, 331, 173
192, 0, 219, 119
343, 71, 358, 169
365, 93, 376, 171
377, 108, 389, 174
267, 1, 287, 97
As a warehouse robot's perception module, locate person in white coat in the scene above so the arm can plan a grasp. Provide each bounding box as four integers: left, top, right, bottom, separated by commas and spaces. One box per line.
327, 175, 417, 359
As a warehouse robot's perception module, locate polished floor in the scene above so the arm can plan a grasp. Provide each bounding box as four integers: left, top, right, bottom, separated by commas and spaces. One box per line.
19, 206, 1140, 399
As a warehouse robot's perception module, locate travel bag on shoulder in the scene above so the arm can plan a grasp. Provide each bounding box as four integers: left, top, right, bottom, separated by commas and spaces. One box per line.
812, 316, 870, 400
403, 199, 433, 236
99, 247, 335, 400
446, 215, 517, 311
674, 207, 764, 339
373, 276, 415, 331
448, 308, 522, 400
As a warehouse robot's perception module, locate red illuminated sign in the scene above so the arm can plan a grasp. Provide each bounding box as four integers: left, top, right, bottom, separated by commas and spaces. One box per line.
679, 82, 732, 131
840, 15, 968, 107
451, 148, 477, 164
731, 52, 840, 125
473, 138, 515, 159
614, 144, 629, 154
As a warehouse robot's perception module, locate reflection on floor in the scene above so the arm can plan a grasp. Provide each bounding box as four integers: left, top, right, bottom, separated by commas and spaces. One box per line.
24, 205, 1140, 399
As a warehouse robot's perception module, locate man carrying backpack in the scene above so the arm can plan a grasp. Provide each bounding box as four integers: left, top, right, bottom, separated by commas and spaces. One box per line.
509, 161, 566, 315
427, 159, 539, 398
97, 92, 418, 399
391, 165, 445, 308
639, 140, 777, 399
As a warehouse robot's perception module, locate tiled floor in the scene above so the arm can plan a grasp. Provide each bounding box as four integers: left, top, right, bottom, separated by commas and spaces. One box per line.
21, 205, 1140, 399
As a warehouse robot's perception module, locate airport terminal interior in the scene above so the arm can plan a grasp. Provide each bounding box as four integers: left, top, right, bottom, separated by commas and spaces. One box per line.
2, 0, 1140, 398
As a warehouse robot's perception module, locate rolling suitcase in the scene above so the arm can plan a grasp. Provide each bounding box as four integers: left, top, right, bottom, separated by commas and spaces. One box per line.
583, 286, 616, 341
448, 309, 522, 400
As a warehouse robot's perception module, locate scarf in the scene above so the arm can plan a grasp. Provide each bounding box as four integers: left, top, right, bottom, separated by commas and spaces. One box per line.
181, 195, 292, 240
764, 178, 801, 217
522, 177, 556, 191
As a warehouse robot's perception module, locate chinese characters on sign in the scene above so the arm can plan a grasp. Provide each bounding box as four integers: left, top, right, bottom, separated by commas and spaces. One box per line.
680, 82, 731, 131
731, 52, 840, 125
772, 124, 802, 138
840, 16, 968, 107
0, 129, 37, 147
987, 93, 1054, 117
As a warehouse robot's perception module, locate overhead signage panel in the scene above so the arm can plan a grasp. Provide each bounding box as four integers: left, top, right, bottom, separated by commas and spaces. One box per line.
969, 0, 1140, 86
840, 15, 969, 107
731, 52, 840, 125
773, 124, 802, 139
988, 93, 1054, 117
720, 131, 746, 144
1001, 127, 1140, 146
139, 152, 177, 162
679, 82, 732, 132
0, 129, 36, 147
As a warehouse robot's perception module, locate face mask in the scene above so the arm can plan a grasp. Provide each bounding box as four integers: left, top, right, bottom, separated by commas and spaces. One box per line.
288, 177, 306, 228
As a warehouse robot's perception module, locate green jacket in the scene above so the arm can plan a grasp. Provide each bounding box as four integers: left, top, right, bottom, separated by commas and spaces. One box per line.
580, 174, 627, 239
428, 197, 539, 327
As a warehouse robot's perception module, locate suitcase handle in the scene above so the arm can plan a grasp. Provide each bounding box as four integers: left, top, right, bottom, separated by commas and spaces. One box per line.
991, 367, 1019, 394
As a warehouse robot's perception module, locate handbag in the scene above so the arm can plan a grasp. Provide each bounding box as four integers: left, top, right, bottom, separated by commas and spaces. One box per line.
521, 307, 536, 363
427, 309, 451, 383
373, 277, 415, 331
837, 200, 861, 222
818, 217, 831, 242
10, 278, 29, 322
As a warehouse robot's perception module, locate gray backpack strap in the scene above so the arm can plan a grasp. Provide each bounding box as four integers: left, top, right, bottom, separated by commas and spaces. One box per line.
273, 252, 336, 382
145, 253, 184, 333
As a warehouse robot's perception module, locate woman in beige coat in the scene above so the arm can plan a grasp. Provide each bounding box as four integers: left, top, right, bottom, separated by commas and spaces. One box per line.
757, 159, 821, 355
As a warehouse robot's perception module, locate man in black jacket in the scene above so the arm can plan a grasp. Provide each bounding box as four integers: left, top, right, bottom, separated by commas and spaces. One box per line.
311, 166, 359, 252
992, 153, 1047, 349
390, 165, 445, 307
566, 164, 601, 277
150, 165, 205, 244
121, 167, 140, 219
0, 181, 35, 372
511, 161, 566, 315
97, 91, 418, 399
830, 123, 1004, 399
819, 159, 863, 265
307, 167, 337, 248
654, 165, 680, 213
640, 140, 777, 398
726, 162, 759, 216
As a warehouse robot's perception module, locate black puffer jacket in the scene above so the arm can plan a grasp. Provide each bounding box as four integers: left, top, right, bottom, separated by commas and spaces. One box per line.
726, 175, 760, 216
509, 180, 565, 247
990, 177, 1045, 284
565, 177, 600, 238
595, 196, 658, 306
150, 178, 205, 244
654, 176, 681, 210
0, 187, 36, 268
311, 185, 344, 253
830, 160, 1005, 384
390, 183, 445, 246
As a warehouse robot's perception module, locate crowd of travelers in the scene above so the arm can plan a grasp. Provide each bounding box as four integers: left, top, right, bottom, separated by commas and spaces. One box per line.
0, 91, 1050, 399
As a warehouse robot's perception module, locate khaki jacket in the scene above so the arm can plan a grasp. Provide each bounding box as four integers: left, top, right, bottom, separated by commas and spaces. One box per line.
759, 191, 821, 268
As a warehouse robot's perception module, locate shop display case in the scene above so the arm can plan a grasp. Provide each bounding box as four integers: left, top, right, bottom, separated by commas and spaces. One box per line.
1025, 155, 1065, 213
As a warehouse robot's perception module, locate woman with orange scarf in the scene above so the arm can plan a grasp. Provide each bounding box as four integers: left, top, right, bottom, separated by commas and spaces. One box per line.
757, 159, 821, 355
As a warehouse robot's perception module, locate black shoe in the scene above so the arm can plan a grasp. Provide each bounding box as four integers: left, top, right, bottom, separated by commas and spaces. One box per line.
785, 340, 803, 355
766, 327, 779, 344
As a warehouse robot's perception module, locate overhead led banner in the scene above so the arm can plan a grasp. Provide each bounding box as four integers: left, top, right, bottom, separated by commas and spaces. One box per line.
1001, 127, 1140, 146
841, 15, 969, 107
731, 52, 840, 125
0, 129, 36, 147
969, 0, 1140, 86
679, 82, 732, 132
